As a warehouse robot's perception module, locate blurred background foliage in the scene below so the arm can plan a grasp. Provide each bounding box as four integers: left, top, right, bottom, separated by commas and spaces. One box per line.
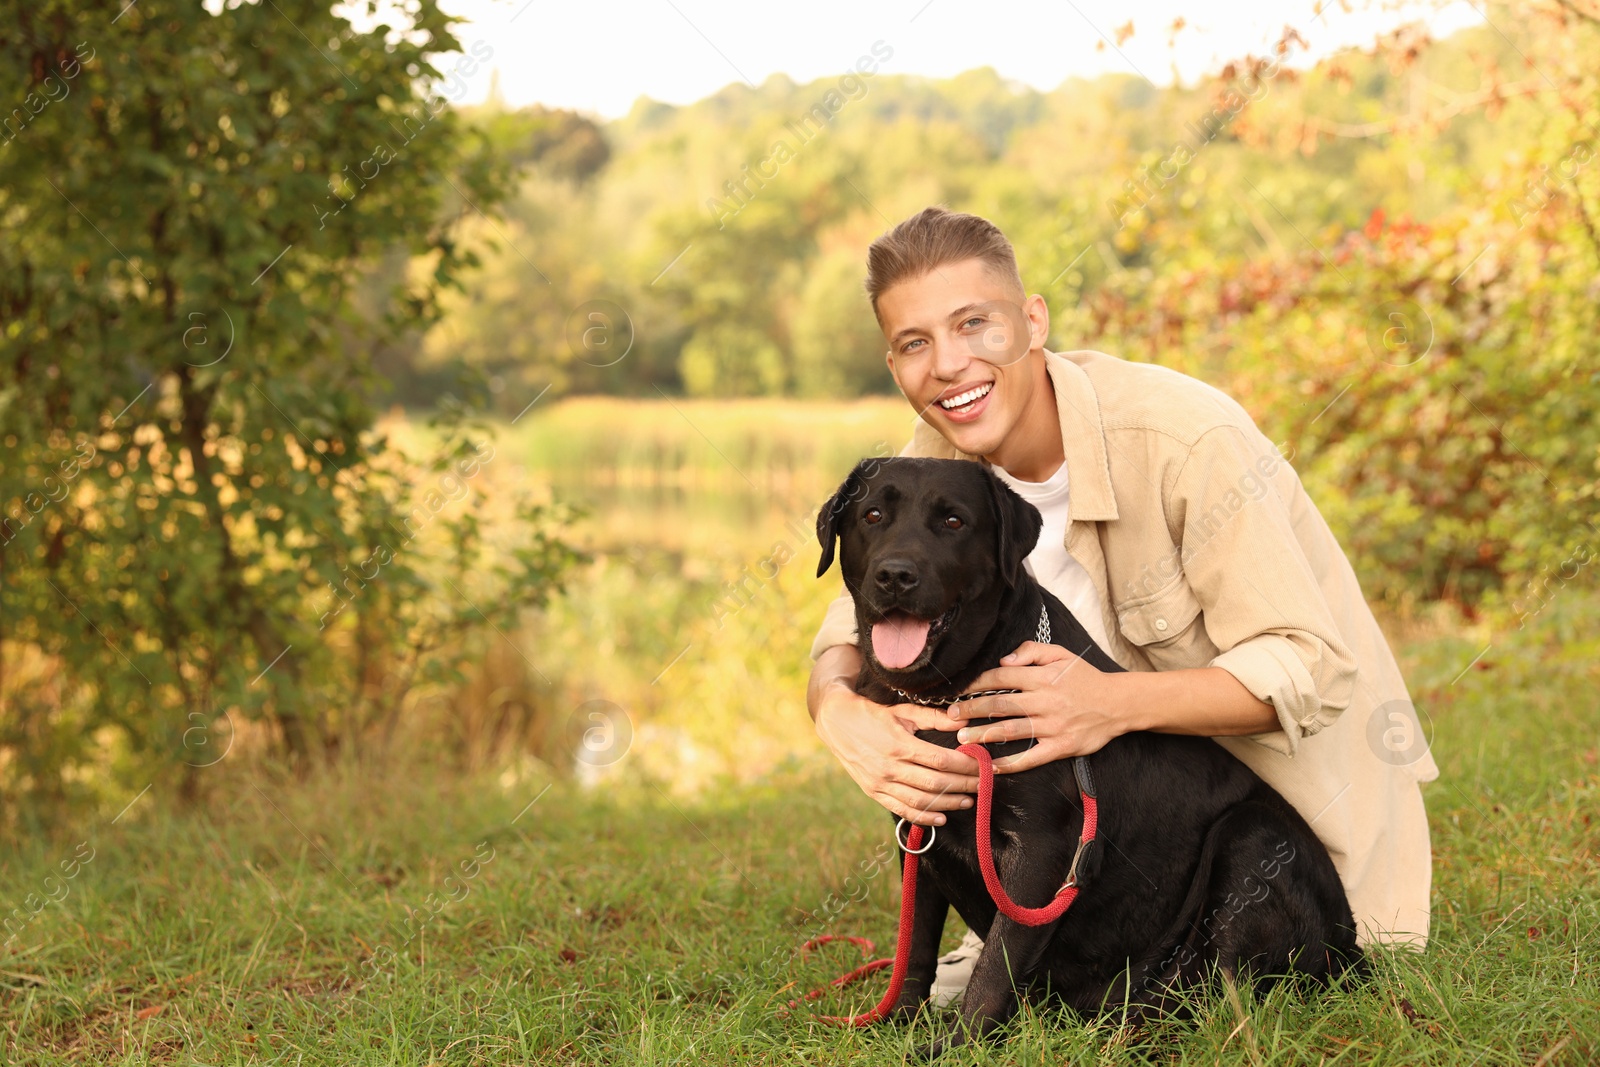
414, 10, 1599, 624
1, 0, 1597, 814
406, 6, 1598, 621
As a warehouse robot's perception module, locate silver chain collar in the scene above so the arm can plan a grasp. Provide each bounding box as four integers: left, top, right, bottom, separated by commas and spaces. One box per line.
888, 603, 1051, 707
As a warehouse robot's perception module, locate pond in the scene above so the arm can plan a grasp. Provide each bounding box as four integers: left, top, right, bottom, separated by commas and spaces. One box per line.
507, 396, 913, 791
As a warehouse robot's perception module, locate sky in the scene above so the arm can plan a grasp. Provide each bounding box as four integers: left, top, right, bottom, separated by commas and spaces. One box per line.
431, 0, 1487, 118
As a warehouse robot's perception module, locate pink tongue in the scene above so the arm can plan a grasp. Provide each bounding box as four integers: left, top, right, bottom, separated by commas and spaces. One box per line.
872, 613, 932, 670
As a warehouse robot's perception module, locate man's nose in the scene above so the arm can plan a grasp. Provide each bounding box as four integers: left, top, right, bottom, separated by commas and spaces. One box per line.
874, 558, 919, 594
929, 336, 974, 382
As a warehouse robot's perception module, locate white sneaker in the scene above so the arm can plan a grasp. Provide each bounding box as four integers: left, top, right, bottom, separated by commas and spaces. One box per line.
929, 927, 985, 1007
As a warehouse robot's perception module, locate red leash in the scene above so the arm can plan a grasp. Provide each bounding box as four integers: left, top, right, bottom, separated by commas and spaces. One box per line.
790, 743, 1099, 1025
970, 744, 1099, 925
784, 837, 923, 1026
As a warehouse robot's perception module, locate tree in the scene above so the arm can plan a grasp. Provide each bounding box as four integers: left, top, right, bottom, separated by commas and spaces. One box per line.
0, 0, 576, 804
790, 243, 893, 398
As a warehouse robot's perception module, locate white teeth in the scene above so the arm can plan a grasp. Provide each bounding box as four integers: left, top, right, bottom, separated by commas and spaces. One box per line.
938, 383, 992, 410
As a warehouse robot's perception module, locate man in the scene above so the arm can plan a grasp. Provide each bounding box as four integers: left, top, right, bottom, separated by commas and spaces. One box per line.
806, 206, 1436, 1001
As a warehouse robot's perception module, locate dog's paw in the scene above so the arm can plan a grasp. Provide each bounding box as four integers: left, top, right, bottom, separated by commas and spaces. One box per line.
917, 1027, 970, 1061
915, 1015, 1008, 1059
889, 982, 930, 1023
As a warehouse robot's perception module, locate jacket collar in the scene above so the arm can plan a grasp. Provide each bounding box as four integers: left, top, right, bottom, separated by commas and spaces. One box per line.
907, 348, 1119, 522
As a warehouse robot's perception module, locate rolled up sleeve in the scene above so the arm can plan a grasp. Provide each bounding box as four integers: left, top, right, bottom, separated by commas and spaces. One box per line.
1171, 426, 1358, 756
809, 584, 860, 661
1209, 633, 1351, 756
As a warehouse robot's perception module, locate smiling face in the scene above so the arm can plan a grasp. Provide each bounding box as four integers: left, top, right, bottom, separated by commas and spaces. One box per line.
816, 458, 1042, 692
878, 258, 1055, 466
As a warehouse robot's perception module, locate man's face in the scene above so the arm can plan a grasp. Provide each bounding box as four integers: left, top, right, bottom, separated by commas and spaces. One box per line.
878, 258, 1050, 459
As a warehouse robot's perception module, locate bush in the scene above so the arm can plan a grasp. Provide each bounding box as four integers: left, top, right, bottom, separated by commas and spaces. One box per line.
0, 1, 579, 807
1081, 204, 1600, 614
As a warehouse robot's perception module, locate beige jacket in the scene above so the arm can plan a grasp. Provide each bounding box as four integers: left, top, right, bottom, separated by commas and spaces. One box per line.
811, 349, 1437, 946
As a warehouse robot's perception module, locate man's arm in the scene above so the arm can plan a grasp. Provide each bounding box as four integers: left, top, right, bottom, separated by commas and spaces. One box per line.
954, 424, 1355, 771
1109, 664, 1277, 735
806, 642, 863, 722
1168, 425, 1359, 753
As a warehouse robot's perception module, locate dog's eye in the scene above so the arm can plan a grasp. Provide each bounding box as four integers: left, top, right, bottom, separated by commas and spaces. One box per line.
944, 515, 963, 530
864, 507, 883, 525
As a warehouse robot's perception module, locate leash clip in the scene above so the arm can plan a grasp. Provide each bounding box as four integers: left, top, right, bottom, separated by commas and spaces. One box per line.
1057, 833, 1093, 894
895, 818, 937, 855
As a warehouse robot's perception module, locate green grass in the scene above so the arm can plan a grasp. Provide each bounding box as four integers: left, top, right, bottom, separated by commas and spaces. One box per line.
2, 597, 1597, 1065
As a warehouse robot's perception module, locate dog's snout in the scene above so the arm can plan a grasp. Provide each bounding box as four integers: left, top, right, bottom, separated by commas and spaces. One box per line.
874, 558, 919, 594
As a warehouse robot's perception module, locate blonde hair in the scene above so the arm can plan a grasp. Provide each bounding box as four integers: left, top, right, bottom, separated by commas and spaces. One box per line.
864, 206, 1025, 319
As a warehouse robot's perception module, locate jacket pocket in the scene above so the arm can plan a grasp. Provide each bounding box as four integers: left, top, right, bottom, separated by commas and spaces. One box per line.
1116, 574, 1208, 658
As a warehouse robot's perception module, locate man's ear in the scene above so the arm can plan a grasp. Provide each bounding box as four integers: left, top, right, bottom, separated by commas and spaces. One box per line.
815, 463, 868, 577
983, 466, 1043, 587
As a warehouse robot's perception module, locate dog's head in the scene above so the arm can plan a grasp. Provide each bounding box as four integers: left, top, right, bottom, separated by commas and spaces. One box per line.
816, 457, 1042, 687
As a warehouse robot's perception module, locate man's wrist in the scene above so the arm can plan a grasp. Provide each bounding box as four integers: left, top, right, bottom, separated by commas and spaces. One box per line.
807, 644, 862, 723
815, 677, 850, 718
1099, 669, 1151, 735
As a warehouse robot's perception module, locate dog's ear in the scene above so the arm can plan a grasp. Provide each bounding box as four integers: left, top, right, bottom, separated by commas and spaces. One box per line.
984, 466, 1043, 587
815, 462, 868, 578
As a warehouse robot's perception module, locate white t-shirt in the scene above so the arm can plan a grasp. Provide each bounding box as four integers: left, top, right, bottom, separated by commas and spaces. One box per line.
991, 461, 1112, 654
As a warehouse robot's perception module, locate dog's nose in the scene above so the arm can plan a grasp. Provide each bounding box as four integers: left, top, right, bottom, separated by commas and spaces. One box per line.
874, 558, 919, 593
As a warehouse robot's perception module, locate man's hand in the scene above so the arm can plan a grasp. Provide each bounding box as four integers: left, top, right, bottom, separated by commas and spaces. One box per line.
809, 645, 979, 826
947, 640, 1124, 774
947, 640, 1281, 774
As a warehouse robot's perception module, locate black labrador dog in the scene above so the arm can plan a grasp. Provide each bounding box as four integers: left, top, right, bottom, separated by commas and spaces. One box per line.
815, 457, 1362, 1052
